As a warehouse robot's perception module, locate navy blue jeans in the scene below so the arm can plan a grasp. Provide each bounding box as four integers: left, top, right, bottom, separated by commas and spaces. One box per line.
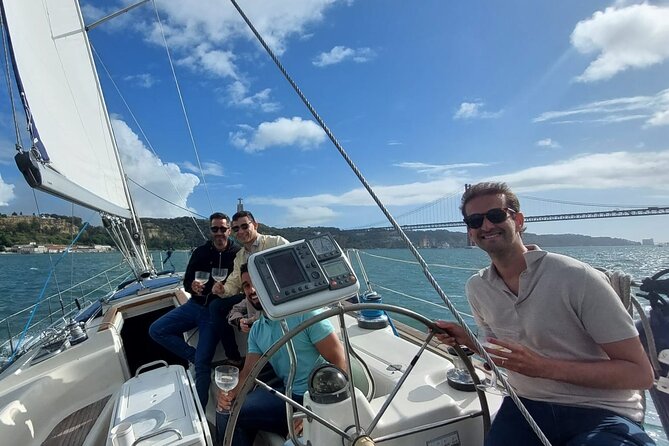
487, 397, 655, 446
209, 293, 246, 362
149, 295, 242, 407
216, 387, 302, 446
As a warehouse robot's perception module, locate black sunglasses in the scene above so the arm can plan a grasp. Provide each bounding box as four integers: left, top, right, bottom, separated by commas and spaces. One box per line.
231, 222, 252, 233
210, 226, 229, 233
463, 207, 515, 229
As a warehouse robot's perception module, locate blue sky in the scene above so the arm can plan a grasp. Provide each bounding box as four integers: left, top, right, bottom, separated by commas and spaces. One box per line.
1, 0, 668, 243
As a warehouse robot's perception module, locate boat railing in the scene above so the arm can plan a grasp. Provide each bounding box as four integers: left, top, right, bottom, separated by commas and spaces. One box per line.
0, 262, 132, 358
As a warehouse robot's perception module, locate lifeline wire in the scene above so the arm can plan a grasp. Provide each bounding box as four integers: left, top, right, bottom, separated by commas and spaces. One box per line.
8, 222, 90, 363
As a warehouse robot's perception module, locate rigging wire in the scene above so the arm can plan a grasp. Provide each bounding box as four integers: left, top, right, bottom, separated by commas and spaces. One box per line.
358, 250, 482, 271
29, 190, 66, 317
0, 11, 23, 148
126, 177, 207, 219
8, 221, 90, 364
228, 1, 553, 444
371, 283, 475, 320
151, 0, 214, 214
90, 45, 207, 242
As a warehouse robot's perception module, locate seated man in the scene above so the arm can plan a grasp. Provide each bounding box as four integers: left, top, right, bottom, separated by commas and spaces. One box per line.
149, 212, 242, 408
216, 263, 346, 446
436, 182, 654, 446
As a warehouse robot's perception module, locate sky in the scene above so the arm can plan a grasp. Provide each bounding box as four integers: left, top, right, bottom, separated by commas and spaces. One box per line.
0, 0, 668, 243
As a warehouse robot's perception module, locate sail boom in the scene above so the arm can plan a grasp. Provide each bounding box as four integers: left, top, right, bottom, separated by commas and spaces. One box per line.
15, 152, 131, 219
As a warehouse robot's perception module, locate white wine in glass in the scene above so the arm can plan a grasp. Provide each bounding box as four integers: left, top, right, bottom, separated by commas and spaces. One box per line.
215, 365, 239, 414
211, 268, 228, 282
193, 271, 210, 285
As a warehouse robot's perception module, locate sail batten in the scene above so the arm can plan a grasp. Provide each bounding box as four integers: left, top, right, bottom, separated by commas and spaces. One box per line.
2, 0, 132, 218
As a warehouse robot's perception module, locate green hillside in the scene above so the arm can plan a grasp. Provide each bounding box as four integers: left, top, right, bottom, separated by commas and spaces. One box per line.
0, 214, 639, 251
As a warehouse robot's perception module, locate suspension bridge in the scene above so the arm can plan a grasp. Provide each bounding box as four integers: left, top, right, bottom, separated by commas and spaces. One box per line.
363, 189, 669, 231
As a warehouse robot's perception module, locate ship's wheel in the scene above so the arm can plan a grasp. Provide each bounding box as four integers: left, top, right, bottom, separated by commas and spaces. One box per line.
222, 303, 491, 446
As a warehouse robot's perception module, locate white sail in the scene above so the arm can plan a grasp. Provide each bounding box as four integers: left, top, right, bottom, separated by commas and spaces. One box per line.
2, 0, 131, 218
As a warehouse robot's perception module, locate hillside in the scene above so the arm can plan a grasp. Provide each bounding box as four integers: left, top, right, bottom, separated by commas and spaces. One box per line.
0, 214, 640, 250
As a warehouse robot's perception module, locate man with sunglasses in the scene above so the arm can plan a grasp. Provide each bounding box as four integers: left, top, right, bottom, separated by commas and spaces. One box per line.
436, 182, 654, 446
149, 212, 242, 408
212, 210, 288, 299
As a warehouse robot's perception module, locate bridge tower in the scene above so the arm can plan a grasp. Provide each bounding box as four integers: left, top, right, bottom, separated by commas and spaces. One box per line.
464, 184, 476, 247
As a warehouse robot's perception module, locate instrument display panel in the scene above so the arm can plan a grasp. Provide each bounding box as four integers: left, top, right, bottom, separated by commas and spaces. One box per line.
249, 234, 359, 319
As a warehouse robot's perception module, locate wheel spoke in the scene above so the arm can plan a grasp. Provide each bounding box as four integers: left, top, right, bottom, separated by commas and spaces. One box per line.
223, 304, 491, 446
337, 306, 364, 436
365, 331, 435, 435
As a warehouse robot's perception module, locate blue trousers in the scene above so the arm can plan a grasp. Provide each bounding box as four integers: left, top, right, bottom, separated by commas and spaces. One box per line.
487, 397, 655, 446
148, 295, 243, 407
216, 387, 302, 446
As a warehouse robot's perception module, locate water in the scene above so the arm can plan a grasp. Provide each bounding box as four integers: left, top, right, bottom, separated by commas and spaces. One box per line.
0, 246, 667, 443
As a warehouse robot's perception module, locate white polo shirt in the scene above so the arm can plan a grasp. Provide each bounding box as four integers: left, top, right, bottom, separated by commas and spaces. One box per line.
467, 245, 643, 421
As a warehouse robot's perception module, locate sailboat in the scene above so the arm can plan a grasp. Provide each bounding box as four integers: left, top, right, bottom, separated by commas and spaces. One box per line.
0, 1, 666, 446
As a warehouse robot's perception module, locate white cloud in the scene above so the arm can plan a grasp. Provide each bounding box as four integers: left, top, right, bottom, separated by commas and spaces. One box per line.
227, 81, 280, 112
536, 138, 561, 149
150, 1, 341, 68
647, 109, 669, 127
494, 151, 669, 192
0, 174, 15, 206
111, 118, 200, 217
396, 162, 489, 176
571, 4, 669, 82
229, 117, 326, 153
534, 88, 669, 127
313, 46, 376, 67
247, 176, 467, 225
123, 73, 157, 88
387, 140, 403, 146
246, 150, 669, 225
282, 205, 339, 226
454, 101, 501, 119
181, 161, 224, 177
177, 44, 238, 79
95, 1, 346, 114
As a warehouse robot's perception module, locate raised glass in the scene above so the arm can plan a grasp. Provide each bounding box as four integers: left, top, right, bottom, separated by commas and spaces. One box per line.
215, 365, 240, 414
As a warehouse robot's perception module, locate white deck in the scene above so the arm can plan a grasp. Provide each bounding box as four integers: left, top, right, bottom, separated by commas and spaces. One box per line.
0, 289, 499, 445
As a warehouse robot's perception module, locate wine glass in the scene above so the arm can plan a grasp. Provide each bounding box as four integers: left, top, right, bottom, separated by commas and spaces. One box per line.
192, 271, 210, 296
215, 365, 239, 414
211, 267, 228, 283
475, 326, 518, 395
193, 271, 210, 285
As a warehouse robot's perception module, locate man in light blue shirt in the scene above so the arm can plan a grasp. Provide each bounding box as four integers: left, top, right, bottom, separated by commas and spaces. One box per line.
216, 263, 346, 445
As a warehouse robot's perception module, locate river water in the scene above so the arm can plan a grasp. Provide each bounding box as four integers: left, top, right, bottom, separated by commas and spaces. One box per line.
0, 245, 667, 444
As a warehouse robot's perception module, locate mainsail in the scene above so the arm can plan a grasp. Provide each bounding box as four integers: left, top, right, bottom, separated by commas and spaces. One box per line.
1, 0, 153, 275
2, 0, 132, 218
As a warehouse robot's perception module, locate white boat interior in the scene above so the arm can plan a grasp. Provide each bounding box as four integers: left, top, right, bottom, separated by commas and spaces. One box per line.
0, 278, 502, 445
